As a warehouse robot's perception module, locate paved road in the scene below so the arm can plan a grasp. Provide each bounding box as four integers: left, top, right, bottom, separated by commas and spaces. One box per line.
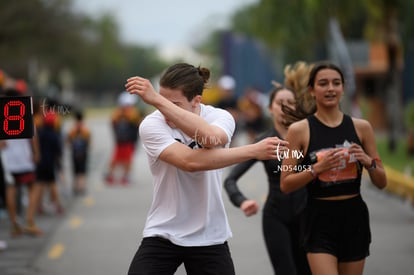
1, 115, 413, 275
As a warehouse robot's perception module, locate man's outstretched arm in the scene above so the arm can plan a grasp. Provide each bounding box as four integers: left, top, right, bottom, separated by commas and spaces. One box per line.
159, 137, 288, 172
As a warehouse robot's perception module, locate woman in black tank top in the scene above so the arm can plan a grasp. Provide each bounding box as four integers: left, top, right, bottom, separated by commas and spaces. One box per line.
224, 84, 310, 275
280, 62, 387, 275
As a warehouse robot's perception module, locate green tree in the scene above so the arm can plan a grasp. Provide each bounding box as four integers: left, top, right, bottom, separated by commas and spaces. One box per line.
0, 0, 169, 101
0, 0, 87, 77
227, 0, 414, 151
230, 0, 369, 62
229, 0, 414, 63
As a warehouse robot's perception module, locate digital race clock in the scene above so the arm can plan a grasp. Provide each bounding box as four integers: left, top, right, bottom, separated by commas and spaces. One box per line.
0, 96, 34, 139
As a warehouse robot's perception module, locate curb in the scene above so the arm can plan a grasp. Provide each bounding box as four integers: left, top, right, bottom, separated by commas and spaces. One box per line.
384, 165, 414, 203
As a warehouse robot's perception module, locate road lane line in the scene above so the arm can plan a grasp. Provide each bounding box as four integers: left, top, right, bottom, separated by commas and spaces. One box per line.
83, 196, 95, 207
94, 183, 104, 191
48, 243, 65, 259
69, 216, 83, 229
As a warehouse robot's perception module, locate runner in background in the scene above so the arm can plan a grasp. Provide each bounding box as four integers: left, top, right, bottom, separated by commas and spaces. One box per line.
224, 80, 311, 275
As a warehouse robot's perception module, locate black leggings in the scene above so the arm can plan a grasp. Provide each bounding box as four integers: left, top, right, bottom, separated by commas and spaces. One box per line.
262, 211, 311, 275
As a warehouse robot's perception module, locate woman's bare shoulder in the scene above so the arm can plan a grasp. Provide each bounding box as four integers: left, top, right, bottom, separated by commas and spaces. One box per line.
289, 119, 308, 134
351, 117, 372, 131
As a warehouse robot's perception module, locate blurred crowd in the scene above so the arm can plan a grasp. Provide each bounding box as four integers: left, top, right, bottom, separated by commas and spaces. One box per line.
0, 68, 145, 255
0, 69, 92, 252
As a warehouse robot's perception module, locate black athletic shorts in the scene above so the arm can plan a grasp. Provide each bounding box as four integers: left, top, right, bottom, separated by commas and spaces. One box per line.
128, 237, 235, 275
303, 195, 371, 262
36, 167, 56, 182
72, 157, 87, 174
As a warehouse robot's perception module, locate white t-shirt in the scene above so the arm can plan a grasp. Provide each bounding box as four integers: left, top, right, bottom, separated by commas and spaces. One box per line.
1, 139, 35, 173
139, 104, 235, 246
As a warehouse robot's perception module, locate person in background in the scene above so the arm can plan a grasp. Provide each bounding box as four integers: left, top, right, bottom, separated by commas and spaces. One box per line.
105, 91, 141, 185
67, 110, 91, 196
216, 75, 241, 146
36, 111, 64, 215
2, 88, 43, 236
0, 72, 7, 250
0, 140, 8, 251
33, 97, 67, 204
280, 61, 387, 275
237, 86, 268, 143
216, 75, 239, 122
125, 63, 287, 275
224, 82, 311, 275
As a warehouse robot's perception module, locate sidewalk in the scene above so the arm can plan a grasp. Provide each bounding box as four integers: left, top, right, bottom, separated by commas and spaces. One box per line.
384, 165, 414, 203
0, 193, 74, 275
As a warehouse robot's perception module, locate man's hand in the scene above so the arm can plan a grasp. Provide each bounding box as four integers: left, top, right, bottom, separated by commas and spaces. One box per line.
254, 137, 289, 160
125, 76, 159, 105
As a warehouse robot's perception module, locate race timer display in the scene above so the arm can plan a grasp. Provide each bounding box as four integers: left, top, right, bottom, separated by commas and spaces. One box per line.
0, 96, 34, 139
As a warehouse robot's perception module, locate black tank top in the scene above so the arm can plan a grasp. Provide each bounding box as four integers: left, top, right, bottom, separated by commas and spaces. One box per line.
302, 114, 363, 198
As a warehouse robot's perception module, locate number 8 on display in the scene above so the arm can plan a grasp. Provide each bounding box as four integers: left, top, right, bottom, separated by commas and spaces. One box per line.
0, 96, 34, 139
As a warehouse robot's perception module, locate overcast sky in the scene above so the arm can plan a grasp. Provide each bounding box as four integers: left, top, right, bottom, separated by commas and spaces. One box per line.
73, 0, 258, 50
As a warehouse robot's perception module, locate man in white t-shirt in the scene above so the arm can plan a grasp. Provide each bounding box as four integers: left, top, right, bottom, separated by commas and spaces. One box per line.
125, 63, 287, 275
